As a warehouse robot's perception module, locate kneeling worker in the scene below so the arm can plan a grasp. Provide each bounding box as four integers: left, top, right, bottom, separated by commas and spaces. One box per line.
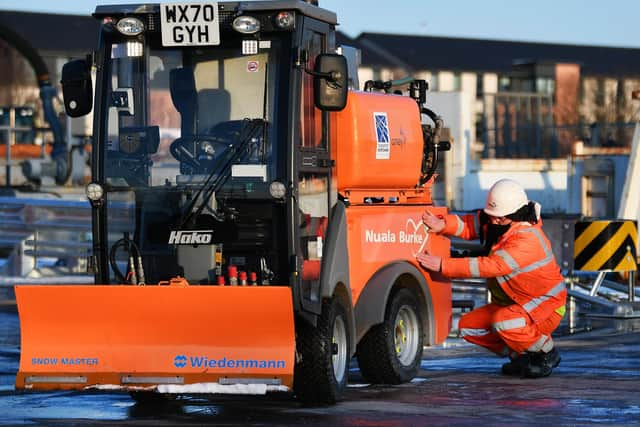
416, 179, 566, 378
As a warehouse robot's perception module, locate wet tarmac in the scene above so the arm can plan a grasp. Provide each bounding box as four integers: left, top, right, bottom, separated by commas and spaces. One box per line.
1, 308, 639, 426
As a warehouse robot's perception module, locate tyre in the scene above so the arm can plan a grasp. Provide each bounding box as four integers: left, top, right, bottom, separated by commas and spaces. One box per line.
293, 297, 350, 404
356, 288, 424, 384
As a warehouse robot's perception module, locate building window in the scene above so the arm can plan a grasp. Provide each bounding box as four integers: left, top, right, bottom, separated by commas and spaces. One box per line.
475, 112, 484, 143
476, 73, 484, 99
429, 73, 438, 91
536, 77, 555, 95
595, 78, 605, 105
453, 72, 461, 91
498, 76, 511, 92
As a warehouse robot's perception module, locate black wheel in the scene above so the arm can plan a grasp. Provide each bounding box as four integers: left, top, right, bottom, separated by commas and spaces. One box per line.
356, 288, 424, 384
293, 297, 350, 404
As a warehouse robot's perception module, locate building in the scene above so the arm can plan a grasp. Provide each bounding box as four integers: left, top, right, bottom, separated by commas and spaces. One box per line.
338, 32, 640, 159
1, 9, 639, 211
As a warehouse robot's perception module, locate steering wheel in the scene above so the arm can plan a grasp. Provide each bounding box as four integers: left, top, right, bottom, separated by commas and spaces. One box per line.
169, 135, 232, 174
171, 119, 266, 174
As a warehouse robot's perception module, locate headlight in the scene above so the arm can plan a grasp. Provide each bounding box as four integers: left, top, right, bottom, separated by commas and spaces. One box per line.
269, 181, 287, 199
116, 17, 145, 36
85, 182, 104, 204
232, 15, 260, 34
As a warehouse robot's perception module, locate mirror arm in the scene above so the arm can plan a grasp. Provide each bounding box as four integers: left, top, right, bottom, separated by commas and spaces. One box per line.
304, 67, 343, 88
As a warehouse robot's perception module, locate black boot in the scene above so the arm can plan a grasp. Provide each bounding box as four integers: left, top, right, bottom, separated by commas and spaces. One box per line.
545, 347, 561, 369
501, 353, 530, 376
523, 348, 561, 378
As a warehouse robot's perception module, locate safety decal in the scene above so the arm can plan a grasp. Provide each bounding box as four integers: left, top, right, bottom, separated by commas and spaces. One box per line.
247, 61, 259, 72
373, 112, 390, 160
573, 220, 638, 272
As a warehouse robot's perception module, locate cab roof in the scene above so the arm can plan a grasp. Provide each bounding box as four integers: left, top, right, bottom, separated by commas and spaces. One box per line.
94, 1, 337, 25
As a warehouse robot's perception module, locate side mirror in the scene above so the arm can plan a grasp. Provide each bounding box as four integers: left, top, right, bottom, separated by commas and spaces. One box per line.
61, 59, 93, 117
313, 53, 348, 111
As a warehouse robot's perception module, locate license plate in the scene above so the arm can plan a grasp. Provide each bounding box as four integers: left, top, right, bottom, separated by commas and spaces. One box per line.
160, 2, 220, 46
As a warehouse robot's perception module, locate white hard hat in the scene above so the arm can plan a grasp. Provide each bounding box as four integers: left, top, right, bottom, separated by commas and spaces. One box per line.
484, 179, 529, 217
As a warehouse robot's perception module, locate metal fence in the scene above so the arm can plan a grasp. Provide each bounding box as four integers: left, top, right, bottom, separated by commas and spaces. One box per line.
0, 196, 132, 281
0, 196, 93, 278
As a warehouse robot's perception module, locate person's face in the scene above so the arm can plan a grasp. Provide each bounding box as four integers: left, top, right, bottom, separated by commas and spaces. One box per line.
487, 215, 512, 226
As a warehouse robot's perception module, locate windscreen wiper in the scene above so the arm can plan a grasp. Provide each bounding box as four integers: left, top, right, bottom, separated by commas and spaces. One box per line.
179, 118, 266, 229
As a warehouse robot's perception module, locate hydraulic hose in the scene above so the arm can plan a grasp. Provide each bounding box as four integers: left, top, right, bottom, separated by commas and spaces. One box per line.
363, 76, 415, 93
419, 107, 445, 186
109, 233, 146, 285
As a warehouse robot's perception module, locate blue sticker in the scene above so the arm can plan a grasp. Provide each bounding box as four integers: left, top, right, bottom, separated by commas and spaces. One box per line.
374, 112, 390, 159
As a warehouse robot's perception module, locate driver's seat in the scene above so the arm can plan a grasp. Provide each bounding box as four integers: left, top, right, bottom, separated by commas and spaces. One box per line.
198, 88, 231, 133
169, 67, 198, 137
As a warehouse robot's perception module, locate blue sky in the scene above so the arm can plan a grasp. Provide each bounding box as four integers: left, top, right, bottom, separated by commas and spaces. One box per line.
2, 0, 640, 48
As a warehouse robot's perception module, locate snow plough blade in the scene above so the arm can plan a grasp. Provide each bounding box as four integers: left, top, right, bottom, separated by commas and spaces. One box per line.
15, 285, 295, 394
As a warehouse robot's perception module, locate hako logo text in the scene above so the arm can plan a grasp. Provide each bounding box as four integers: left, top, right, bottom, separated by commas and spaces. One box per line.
168, 230, 213, 245
174, 355, 187, 368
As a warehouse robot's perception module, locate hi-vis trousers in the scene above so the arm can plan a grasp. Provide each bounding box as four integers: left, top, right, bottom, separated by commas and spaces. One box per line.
458, 303, 563, 356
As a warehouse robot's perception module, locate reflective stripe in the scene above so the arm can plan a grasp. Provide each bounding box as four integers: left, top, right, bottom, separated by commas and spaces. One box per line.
495, 249, 519, 271
473, 214, 480, 236
469, 258, 480, 276
527, 335, 554, 353
522, 281, 566, 313
527, 334, 549, 352
497, 254, 554, 284
454, 216, 465, 236
516, 227, 555, 260
496, 228, 555, 283
460, 327, 490, 337
493, 317, 526, 332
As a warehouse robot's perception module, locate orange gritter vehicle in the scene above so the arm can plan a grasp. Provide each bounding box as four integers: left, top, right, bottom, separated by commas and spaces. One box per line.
15, 0, 453, 404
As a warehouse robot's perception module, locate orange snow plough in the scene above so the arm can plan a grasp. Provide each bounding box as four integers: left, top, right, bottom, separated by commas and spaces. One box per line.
16, 284, 295, 392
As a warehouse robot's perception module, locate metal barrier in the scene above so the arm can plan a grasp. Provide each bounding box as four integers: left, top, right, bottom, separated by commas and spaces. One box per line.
0, 196, 133, 280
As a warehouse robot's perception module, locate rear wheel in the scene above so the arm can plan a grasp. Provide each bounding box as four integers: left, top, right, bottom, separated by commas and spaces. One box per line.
356, 288, 424, 384
294, 297, 350, 404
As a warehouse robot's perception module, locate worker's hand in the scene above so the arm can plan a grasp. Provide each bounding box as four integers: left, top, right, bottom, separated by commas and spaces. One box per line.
416, 252, 442, 272
422, 210, 445, 233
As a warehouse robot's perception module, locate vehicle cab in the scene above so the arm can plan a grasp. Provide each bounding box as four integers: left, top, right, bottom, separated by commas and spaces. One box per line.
62, 1, 347, 296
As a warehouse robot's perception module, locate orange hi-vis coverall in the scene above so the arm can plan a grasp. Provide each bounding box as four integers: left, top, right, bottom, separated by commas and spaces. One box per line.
440, 212, 567, 356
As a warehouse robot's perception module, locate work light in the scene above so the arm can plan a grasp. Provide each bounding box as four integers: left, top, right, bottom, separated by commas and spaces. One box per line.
233, 16, 260, 34
116, 17, 145, 36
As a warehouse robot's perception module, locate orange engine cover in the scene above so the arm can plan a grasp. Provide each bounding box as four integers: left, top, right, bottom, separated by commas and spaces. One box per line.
335, 91, 424, 190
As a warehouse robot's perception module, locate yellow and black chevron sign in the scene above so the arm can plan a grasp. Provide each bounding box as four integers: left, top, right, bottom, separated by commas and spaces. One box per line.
574, 220, 638, 272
